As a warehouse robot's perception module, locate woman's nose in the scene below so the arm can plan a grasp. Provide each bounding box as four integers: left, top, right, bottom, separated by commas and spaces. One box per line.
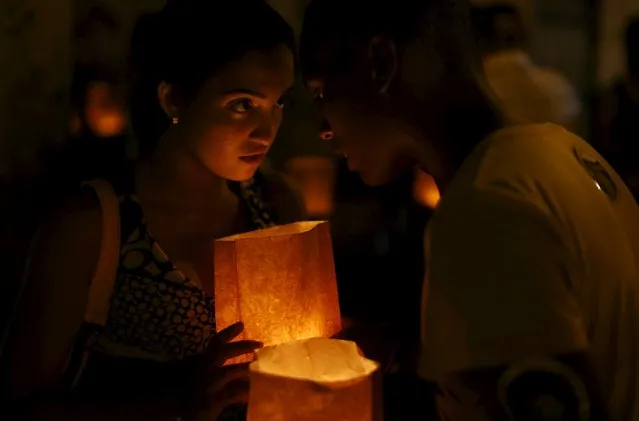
318, 119, 334, 142
250, 113, 279, 145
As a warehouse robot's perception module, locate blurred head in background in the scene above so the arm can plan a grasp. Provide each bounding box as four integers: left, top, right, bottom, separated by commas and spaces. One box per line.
74, 4, 121, 68
71, 4, 127, 139
471, 3, 527, 56
129, 0, 295, 181
470, 3, 581, 129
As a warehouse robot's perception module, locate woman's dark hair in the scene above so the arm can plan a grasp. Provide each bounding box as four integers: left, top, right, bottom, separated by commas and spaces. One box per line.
129, 0, 295, 157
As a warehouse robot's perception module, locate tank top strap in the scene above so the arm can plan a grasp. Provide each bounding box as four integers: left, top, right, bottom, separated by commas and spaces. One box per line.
81, 179, 121, 326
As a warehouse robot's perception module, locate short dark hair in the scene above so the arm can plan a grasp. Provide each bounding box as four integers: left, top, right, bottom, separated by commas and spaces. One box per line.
128, 0, 295, 157
626, 16, 639, 74
300, 0, 476, 80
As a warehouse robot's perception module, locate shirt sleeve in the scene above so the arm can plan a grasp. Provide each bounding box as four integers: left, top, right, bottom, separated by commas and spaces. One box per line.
419, 189, 588, 381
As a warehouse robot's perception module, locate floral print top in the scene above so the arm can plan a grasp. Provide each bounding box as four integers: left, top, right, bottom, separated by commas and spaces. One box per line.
64, 171, 277, 420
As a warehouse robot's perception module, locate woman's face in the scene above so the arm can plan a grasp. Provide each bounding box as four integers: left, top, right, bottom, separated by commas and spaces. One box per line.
173, 44, 294, 182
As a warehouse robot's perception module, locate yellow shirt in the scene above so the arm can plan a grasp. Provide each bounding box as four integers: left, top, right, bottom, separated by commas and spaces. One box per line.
419, 124, 639, 420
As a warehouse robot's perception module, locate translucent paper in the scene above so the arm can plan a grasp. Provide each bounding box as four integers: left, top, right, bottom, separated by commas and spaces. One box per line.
214, 222, 342, 362
247, 338, 382, 421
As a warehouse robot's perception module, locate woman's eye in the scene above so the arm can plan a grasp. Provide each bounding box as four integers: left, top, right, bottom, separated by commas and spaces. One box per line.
229, 99, 253, 113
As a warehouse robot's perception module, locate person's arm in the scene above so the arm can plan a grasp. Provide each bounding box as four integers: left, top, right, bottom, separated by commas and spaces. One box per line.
5, 190, 179, 421
434, 351, 608, 421
420, 190, 609, 420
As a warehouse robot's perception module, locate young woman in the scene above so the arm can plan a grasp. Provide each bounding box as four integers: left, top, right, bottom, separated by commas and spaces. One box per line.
5, 1, 304, 420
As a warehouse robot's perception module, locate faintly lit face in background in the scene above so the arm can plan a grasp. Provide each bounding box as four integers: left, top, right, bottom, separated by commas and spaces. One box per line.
173, 44, 295, 182
84, 81, 127, 138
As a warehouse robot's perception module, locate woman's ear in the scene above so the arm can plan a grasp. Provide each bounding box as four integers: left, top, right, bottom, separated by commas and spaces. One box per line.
157, 81, 180, 120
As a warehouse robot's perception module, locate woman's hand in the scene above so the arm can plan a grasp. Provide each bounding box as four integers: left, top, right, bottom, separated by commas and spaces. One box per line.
186, 321, 262, 421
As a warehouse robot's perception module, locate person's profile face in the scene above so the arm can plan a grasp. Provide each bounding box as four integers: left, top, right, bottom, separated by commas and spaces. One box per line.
177, 44, 294, 182
302, 43, 413, 186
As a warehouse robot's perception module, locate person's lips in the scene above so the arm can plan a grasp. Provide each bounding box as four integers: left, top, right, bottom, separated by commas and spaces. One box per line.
239, 151, 266, 165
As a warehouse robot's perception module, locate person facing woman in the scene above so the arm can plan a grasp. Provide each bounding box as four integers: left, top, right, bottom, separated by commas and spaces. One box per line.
4, 0, 303, 420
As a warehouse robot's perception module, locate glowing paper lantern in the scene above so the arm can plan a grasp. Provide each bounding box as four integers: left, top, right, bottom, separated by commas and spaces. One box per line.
413, 169, 440, 209
247, 338, 382, 421
285, 156, 336, 218
214, 221, 342, 361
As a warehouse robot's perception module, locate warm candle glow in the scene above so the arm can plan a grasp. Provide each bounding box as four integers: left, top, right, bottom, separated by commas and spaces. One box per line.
413, 169, 440, 209
247, 338, 382, 421
85, 81, 126, 138
214, 221, 342, 362
285, 156, 336, 218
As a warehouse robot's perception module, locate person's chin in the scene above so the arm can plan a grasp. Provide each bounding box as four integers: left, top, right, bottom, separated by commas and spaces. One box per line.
358, 169, 390, 187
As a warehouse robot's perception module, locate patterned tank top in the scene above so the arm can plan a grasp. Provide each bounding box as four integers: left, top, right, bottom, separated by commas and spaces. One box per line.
65, 170, 277, 419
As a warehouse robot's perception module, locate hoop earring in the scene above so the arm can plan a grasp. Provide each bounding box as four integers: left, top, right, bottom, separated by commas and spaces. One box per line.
172, 116, 179, 125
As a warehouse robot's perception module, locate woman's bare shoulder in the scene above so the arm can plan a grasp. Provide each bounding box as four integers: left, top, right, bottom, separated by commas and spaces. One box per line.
30, 187, 104, 289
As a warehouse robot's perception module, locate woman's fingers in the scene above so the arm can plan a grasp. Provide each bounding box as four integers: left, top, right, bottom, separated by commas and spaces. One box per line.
206, 363, 250, 395
206, 321, 263, 365
209, 339, 262, 366
209, 321, 245, 347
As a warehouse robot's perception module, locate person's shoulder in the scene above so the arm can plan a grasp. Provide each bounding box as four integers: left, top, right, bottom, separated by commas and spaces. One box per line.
435, 183, 546, 227
35, 186, 103, 266
465, 124, 573, 178
488, 122, 579, 149
446, 125, 587, 212
426, 185, 572, 288
428, 186, 574, 277
49, 185, 102, 229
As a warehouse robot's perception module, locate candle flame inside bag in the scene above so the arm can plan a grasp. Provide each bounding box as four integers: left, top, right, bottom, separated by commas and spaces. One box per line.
247, 338, 382, 421
214, 221, 342, 363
